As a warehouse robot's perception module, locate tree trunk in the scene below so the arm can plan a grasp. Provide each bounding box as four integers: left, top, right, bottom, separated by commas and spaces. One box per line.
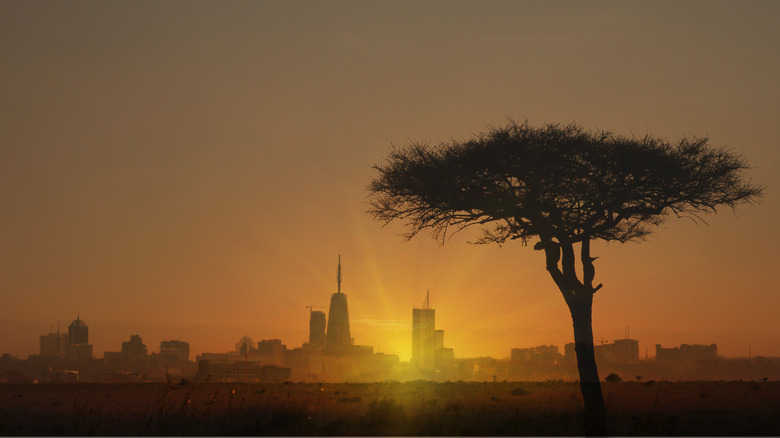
539, 239, 607, 434
568, 293, 607, 436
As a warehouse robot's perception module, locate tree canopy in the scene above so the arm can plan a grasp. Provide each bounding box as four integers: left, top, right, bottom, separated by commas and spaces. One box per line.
368, 121, 762, 248
367, 120, 762, 435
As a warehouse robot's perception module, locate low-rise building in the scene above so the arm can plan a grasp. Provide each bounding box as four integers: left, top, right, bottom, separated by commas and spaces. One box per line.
656, 343, 718, 364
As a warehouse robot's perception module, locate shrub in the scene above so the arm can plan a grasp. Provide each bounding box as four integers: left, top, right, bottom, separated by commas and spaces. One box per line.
605, 373, 622, 382
510, 386, 529, 396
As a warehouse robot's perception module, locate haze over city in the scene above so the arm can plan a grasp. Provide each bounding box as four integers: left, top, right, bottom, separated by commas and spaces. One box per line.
1, 1, 778, 363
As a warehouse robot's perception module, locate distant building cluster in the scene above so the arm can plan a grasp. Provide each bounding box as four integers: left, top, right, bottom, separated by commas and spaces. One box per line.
510, 339, 641, 369
195, 256, 405, 383
563, 338, 641, 365
39, 314, 93, 363
509, 337, 721, 379
102, 334, 191, 373
17, 257, 746, 384
32, 314, 195, 382
26, 257, 460, 383
656, 343, 718, 364
512, 345, 561, 367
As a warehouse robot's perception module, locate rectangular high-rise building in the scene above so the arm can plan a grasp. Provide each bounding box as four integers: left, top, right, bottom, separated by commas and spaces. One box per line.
309, 310, 326, 348
412, 307, 435, 369
40, 331, 68, 358
434, 329, 444, 349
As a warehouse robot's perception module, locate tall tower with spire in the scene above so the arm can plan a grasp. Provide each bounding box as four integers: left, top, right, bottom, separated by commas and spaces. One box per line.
325, 255, 352, 352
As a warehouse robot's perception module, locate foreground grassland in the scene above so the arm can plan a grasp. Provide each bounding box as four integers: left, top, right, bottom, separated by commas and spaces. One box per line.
1, 380, 779, 435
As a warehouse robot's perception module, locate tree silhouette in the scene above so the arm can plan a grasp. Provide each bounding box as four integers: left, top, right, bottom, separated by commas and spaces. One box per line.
367, 120, 762, 435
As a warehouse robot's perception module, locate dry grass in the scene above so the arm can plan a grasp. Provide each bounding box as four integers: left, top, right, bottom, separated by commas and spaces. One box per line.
0, 380, 778, 435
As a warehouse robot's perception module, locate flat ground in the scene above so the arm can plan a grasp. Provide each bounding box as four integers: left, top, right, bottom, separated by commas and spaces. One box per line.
1, 380, 779, 435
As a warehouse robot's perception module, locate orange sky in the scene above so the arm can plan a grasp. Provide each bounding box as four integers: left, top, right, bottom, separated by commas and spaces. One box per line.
1, 1, 778, 362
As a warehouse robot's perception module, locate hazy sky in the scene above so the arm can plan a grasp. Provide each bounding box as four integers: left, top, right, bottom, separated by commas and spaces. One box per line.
2, 1, 778, 362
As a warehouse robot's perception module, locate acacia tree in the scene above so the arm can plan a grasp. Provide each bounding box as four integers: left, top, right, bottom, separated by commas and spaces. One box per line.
367, 121, 762, 435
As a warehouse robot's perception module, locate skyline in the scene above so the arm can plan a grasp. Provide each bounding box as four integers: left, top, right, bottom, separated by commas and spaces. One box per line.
23, 295, 739, 366
2, 1, 779, 362
13, 256, 775, 363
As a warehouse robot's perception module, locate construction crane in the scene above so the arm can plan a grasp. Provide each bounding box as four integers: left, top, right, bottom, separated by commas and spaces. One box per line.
305, 305, 325, 314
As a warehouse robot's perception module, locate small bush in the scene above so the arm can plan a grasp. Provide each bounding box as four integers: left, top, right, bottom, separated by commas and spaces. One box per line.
605, 373, 622, 382
510, 386, 529, 396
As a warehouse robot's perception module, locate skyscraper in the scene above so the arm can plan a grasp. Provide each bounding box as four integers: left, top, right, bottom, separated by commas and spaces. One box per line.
412, 291, 436, 369
66, 314, 93, 362
308, 310, 326, 348
325, 256, 352, 352
39, 329, 68, 358
68, 314, 88, 345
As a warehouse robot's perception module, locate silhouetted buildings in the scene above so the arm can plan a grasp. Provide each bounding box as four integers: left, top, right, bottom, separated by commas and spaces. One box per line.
13, 309, 751, 383
235, 336, 255, 354
159, 340, 189, 366
197, 355, 291, 383
122, 334, 148, 357
512, 345, 563, 367
256, 339, 286, 366
563, 338, 640, 365
28, 315, 202, 381
38, 315, 92, 362
39, 330, 68, 358
66, 315, 93, 362
104, 334, 149, 370
325, 256, 353, 353
192, 257, 404, 382
411, 291, 454, 373
68, 315, 88, 345
196, 336, 290, 382
307, 310, 326, 348
195, 336, 293, 383
412, 295, 435, 369
607, 339, 640, 364
286, 346, 324, 381
656, 343, 718, 364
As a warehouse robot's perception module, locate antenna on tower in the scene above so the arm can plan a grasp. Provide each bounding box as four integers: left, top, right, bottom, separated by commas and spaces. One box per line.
337, 254, 342, 293
424, 289, 430, 309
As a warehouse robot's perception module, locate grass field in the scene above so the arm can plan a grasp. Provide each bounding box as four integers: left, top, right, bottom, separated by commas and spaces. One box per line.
1, 380, 779, 435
